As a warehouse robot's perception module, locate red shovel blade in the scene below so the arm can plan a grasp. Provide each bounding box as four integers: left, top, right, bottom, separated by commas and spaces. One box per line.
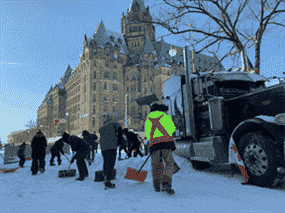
124, 167, 147, 182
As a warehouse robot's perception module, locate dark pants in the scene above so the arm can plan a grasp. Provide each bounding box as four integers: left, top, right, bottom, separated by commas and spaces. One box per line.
102, 149, 117, 182
118, 146, 128, 159
50, 152, 61, 165
76, 149, 89, 178
128, 143, 143, 158
18, 155, 26, 167
31, 152, 46, 174
86, 150, 95, 161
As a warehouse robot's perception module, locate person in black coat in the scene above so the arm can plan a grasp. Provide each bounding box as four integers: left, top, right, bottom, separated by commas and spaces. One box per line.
122, 128, 143, 158
18, 142, 26, 168
62, 132, 91, 181
49, 138, 64, 166
117, 127, 128, 160
93, 131, 99, 154
31, 130, 47, 175
82, 130, 98, 165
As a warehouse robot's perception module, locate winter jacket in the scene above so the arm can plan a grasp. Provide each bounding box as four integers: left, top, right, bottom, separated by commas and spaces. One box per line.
144, 111, 176, 155
99, 117, 122, 151
65, 135, 91, 152
124, 131, 141, 147
50, 139, 64, 155
31, 132, 47, 156
18, 143, 26, 157
82, 130, 98, 149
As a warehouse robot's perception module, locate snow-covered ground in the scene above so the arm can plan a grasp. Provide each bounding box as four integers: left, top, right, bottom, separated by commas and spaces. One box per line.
1, 150, 285, 213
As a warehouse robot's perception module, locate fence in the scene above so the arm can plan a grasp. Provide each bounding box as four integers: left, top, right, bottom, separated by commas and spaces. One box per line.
2, 144, 71, 164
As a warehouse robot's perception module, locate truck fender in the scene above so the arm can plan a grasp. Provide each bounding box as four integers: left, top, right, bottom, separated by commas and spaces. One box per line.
229, 118, 284, 164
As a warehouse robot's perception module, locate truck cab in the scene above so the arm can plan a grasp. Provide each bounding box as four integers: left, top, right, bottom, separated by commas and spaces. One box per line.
163, 70, 285, 187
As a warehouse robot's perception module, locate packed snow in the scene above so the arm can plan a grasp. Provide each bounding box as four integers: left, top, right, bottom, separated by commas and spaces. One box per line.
1, 149, 285, 213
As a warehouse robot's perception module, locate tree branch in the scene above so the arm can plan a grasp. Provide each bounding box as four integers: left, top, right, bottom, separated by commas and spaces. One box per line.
267, 21, 285, 27
195, 38, 221, 54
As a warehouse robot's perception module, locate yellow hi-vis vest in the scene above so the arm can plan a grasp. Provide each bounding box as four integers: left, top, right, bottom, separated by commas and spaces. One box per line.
144, 111, 176, 148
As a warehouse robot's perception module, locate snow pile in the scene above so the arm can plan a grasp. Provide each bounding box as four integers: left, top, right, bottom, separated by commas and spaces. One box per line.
1, 150, 285, 212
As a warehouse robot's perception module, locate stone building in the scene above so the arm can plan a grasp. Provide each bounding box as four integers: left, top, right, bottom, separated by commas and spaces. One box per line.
31, 0, 225, 140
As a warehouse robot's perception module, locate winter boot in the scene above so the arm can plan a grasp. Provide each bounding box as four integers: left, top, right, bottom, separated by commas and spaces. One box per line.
50, 162, 56, 166
76, 177, 85, 181
104, 182, 116, 190
58, 161, 62, 166
39, 168, 45, 174
161, 182, 175, 195
154, 188, 161, 192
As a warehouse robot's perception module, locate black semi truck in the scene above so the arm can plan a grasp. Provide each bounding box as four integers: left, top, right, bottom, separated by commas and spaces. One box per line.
161, 66, 285, 187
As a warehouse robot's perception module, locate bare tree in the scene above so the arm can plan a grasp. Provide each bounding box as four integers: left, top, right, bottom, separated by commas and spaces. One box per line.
150, 0, 285, 74
25, 119, 37, 129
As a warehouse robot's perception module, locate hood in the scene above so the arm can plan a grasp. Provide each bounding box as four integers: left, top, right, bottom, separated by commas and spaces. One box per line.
62, 132, 70, 142
82, 130, 90, 137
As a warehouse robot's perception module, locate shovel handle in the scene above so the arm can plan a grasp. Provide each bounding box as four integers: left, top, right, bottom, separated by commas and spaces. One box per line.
137, 154, 151, 173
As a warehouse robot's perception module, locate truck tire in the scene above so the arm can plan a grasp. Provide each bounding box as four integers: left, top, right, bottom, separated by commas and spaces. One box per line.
237, 132, 282, 188
191, 160, 210, 170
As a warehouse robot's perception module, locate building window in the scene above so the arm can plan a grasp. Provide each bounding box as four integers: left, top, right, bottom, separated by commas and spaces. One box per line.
127, 96, 129, 103
113, 73, 118, 81
131, 74, 136, 81
93, 105, 96, 114
126, 75, 129, 80
127, 86, 129, 92
150, 76, 152, 82
94, 71, 96, 79
84, 75, 86, 82
104, 71, 109, 79
93, 94, 96, 102
84, 84, 86, 93
113, 96, 118, 103
131, 85, 134, 92
138, 86, 141, 92
104, 83, 108, 90
131, 95, 136, 103
93, 117, 95, 126
94, 61, 96, 66
94, 83, 96, 90
105, 62, 109, 67
113, 106, 118, 114
113, 84, 117, 92
78, 85, 80, 91
114, 64, 117, 69
150, 87, 153, 94
144, 87, 146, 94
144, 77, 146, 82
104, 96, 108, 103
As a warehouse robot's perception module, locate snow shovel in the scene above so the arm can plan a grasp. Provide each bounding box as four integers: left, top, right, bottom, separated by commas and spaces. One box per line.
58, 153, 76, 178
124, 154, 151, 182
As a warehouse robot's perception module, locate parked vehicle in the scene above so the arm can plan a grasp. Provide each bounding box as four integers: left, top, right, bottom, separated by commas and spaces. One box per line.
160, 56, 285, 187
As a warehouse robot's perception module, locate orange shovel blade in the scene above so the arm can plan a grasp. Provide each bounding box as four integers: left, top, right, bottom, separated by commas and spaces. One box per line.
124, 167, 147, 182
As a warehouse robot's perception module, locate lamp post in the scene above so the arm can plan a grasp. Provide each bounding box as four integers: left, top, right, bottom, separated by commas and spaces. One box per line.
125, 94, 128, 128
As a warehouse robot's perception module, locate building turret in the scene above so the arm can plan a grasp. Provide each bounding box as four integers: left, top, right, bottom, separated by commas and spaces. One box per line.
121, 13, 126, 35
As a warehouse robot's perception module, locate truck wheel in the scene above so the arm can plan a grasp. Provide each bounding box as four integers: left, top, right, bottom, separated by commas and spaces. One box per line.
191, 160, 209, 170
237, 132, 281, 188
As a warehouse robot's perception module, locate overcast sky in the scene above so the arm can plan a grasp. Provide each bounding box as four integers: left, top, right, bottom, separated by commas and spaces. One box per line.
1, 0, 284, 144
